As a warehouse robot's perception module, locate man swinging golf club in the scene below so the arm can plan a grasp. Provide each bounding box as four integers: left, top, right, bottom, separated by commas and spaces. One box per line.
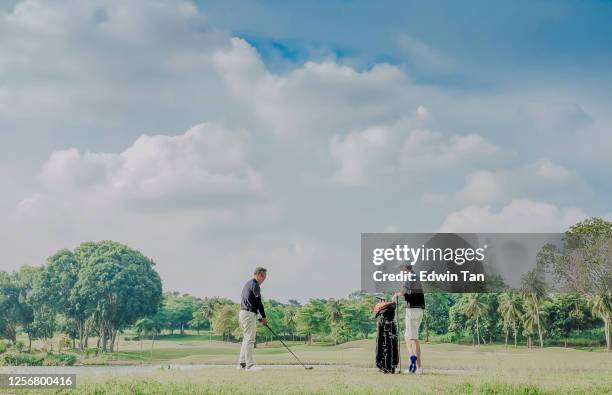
238, 267, 267, 371
395, 263, 425, 374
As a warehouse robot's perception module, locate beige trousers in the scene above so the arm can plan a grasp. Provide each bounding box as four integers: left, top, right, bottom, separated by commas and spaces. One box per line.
238, 310, 257, 367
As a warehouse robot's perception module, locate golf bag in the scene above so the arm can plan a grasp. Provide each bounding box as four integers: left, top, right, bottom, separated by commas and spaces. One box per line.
373, 300, 399, 373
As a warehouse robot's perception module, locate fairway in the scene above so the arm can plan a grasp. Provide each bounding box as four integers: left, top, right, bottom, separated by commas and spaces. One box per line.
8, 338, 612, 394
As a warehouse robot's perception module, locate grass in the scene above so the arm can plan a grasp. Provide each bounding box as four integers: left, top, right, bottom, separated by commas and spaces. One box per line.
7, 337, 612, 394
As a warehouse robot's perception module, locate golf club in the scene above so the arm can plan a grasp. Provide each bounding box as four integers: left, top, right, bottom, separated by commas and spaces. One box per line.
395, 295, 401, 374
264, 323, 314, 370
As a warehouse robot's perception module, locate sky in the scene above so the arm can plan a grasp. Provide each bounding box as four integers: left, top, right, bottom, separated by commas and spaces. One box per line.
1, 0, 611, 302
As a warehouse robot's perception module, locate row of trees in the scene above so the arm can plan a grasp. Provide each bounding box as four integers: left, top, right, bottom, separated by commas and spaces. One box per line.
140, 291, 376, 345
1, 218, 610, 352
131, 288, 607, 351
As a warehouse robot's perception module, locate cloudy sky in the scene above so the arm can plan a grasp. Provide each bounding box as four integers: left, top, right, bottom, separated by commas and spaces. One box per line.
1, 0, 611, 301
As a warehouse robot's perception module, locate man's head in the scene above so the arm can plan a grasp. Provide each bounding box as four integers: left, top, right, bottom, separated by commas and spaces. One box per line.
254, 267, 267, 284
399, 263, 412, 273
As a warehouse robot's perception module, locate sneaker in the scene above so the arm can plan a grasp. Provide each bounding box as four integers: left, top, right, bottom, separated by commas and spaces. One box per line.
408, 355, 417, 373
245, 365, 263, 371
415, 368, 423, 375
236, 363, 246, 370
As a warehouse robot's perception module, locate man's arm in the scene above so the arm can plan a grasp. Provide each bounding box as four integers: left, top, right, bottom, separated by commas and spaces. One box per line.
253, 283, 267, 320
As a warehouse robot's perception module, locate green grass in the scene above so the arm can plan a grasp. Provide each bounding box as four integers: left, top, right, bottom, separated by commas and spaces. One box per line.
9, 339, 612, 394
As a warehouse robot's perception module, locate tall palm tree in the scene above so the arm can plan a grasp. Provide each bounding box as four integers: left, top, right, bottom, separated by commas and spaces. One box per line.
462, 294, 487, 346
588, 293, 612, 352
520, 269, 546, 348
497, 293, 522, 347
283, 306, 297, 342
521, 297, 543, 349
134, 317, 160, 362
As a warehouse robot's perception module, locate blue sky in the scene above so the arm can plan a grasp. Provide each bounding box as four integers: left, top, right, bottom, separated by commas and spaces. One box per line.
0, 0, 610, 301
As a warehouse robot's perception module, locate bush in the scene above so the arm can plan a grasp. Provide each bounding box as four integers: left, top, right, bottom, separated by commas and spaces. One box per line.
438, 333, 459, 343
0, 352, 44, 366
14, 340, 25, 352
0, 342, 7, 354
43, 352, 78, 366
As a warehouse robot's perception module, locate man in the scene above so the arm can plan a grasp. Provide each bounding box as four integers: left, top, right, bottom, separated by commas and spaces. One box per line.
238, 267, 267, 371
395, 263, 425, 374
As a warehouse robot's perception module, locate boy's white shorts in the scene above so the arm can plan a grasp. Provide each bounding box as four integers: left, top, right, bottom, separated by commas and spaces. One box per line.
405, 308, 424, 340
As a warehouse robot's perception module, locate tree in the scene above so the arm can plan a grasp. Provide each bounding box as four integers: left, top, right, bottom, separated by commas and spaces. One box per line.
326, 299, 344, 344
283, 305, 298, 341
189, 306, 208, 335
522, 296, 544, 349
212, 304, 239, 342
0, 271, 27, 344
520, 268, 546, 348
543, 218, 612, 351
424, 293, 454, 339
296, 299, 329, 344
462, 294, 488, 345
544, 294, 592, 347
587, 293, 611, 352
498, 292, 522, 347
343, 296, 376, 340
73, 241, 163, 352
162, 293, 197, 335
32, 249, 88, 350
256, 300, 285, 344
134, 317, 161, 361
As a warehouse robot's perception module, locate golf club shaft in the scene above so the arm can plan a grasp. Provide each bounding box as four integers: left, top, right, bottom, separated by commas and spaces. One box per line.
265, 324, 311, 369
396, 295, 401, 373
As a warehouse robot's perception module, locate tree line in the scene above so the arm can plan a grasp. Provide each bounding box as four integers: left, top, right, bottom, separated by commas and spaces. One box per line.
1, 219, 610, 352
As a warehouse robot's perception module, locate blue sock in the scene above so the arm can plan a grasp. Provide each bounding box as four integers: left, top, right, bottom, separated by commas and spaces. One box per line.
409, 355, 417, 373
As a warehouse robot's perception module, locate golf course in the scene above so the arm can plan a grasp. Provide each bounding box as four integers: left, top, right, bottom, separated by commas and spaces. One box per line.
3, 333, 611, 394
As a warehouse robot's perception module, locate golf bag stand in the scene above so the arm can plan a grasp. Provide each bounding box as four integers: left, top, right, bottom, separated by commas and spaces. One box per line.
373, 298, 399, 373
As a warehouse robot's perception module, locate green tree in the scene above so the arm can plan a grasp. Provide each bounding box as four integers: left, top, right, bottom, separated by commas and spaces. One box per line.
498, 292, 523, 347
296, 299, 329, 344
544, 294, 592, 347
462, 294, 488, 345
522, 296, 544, 349
423, 293, 453, 339
162, 293, 197, 335
520, 268, 547, 348
212, 304, 239, 342
134, 317, 161, 361
539, 218, 611, 351
283, 305, 298, 341
326, 299, 344, 344
32, 249, 88, 349
587, 293, 611, 352
0, 271, 27, 344
73, 241, 163, 352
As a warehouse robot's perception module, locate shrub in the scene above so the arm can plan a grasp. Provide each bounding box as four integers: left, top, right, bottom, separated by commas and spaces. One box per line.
438, 333, 458, 343
0, 342, 7, 354
14, 340, 25, 352
0, 352, 44, 366
43, 352, 78, 366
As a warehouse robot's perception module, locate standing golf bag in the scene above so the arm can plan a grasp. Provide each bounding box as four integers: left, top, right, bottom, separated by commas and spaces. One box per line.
373, 300, 399, 373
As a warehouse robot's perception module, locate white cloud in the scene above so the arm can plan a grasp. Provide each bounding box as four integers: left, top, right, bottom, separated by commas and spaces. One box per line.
39, 123, 261, 202
457, 159, 577, 203
214, 37, 410, 138
329, 117, 499, 185
438, 199, 587, 233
